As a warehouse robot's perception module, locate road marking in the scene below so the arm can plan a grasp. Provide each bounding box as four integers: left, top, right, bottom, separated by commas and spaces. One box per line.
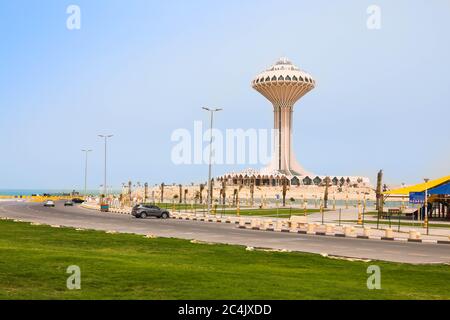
408, 253, 429, 257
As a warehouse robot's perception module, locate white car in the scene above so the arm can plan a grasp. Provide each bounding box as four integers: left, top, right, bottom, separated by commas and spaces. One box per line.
44, 200, 55, 207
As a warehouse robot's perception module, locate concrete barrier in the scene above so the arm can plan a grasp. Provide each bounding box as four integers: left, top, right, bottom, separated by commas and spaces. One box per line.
288, 215, 307, 229
344, 226, 354, 237
363, 227, 371, 237
275, 220, 284, 232
307, 224, 316, 234
408, 230, 422, 242
263, 219, 273, 231
325, 224, 335, 234
384, 228, 394, 240
238, 218, 247, 228
290, 221, 299, 232
250, 219, 260, 230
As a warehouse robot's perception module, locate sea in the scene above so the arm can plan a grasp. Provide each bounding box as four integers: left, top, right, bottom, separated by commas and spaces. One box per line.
0, 189, 119, 196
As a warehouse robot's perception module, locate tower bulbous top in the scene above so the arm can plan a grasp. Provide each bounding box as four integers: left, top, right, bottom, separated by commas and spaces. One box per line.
252, 57, 316, 87
252, 57, 316, 106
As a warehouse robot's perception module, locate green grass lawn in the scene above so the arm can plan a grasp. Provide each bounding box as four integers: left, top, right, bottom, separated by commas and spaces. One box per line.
222, 208, 323, 217
156, 203, 323, 217
150, 202, 206, 210
0, 220, 449, 300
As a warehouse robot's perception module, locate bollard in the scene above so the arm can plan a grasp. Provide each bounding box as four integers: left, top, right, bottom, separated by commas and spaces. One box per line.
384, 228, 394, 239
238, 218, 246, 228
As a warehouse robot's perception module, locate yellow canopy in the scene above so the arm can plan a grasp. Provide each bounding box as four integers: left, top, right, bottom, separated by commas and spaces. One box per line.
383, 175, 450, 195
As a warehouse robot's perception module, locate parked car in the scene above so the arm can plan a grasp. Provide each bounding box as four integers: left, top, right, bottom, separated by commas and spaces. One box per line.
64, 200, 74, 206
72, 198, 84, 204
132, 204, 170, 219
44, 200, 55, 207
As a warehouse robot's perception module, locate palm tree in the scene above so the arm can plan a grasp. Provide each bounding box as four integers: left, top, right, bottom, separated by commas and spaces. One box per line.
184, 189, 188, 205
250, 180, 255, 207
199, 184, 205, 204
221, 179, 226, 205
160, 183, 165, 203
324, 176, 330, 209
282, 178, 288, 207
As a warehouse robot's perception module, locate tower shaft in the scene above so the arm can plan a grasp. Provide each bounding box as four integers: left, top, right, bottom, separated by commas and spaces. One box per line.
271, 104, 308, 176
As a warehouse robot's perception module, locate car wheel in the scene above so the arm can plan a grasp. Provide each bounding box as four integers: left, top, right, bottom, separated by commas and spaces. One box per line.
161, 212, 169, 219
140, 212, 147, 219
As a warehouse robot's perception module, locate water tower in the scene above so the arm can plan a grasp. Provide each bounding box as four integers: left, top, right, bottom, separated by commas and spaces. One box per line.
252, 57, 315, 176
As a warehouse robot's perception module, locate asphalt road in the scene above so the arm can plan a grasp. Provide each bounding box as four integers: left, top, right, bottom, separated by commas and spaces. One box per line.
1, 201, 450, 264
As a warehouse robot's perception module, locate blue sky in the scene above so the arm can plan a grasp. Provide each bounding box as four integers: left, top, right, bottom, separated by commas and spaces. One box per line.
0, 0, 449, 190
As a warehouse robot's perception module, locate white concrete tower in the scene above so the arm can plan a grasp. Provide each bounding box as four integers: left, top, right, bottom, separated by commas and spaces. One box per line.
252, 57, 315, 176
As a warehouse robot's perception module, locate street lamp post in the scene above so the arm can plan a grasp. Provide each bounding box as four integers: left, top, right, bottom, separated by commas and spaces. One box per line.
81, 149, 92, 197
202, 107, 222, 215
98, 135, 113, 197
424, 178, 430, 235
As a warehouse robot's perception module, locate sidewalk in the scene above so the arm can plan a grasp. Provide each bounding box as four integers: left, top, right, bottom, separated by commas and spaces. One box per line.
307, 207, 450, 239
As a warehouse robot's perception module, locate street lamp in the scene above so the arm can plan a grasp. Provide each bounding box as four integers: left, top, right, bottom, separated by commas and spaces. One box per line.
424, 178, 430, 235
98, 134, 113, 197
81, 149, 92, 197
202, 107, 222, 215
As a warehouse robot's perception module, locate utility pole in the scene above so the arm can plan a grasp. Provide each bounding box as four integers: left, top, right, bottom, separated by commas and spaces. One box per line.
376, 169, 383, 212
376, 169, 383, 229
202, 107, 222, 215
81, 149, 92, 197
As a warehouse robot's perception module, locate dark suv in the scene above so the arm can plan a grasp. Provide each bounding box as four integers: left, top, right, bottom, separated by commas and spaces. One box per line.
132, 204, 170, 219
